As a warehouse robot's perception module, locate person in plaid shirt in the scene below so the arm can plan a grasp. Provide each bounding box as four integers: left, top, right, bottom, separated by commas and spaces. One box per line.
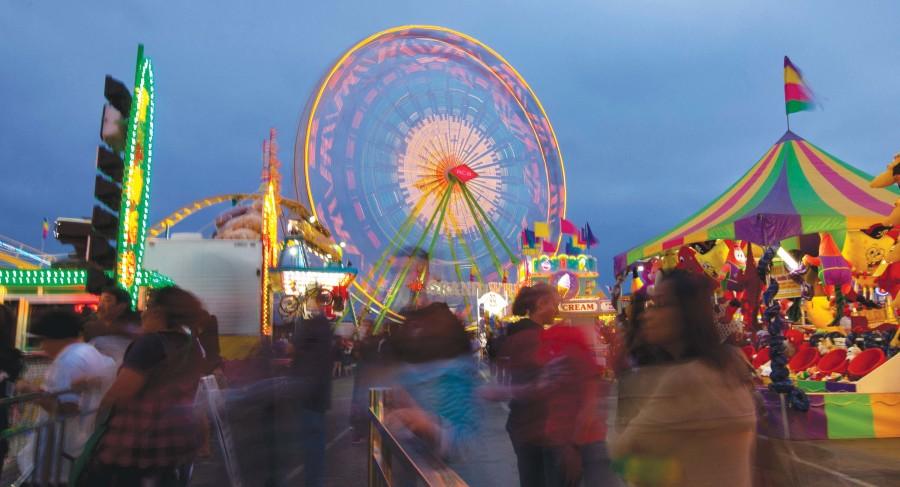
87, 287, 207, 486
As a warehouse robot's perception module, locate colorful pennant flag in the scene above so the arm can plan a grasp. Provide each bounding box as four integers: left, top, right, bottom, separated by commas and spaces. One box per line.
41, 218, 49, 240
542, 239, 557, 253
784, 56, 816, 115
582, 223, 598, 248
564, 237, 582, 256
573, 234, 587, 250
560, 218, 577, 235
522, 228, 537, 248
533, 221, 550, 239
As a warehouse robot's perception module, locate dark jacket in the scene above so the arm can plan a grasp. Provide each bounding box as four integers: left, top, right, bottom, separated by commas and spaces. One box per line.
501, 318, 545, 445
292, 314, 334, 412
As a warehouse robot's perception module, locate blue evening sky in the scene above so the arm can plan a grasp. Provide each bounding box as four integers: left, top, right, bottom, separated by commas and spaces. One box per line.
2, 1, 898, 284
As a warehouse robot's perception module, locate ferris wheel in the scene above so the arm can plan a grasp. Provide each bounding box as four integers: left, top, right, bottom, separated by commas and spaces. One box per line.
295, 25, 566, 317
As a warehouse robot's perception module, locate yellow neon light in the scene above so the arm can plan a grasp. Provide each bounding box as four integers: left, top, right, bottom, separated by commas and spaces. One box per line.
302, 24, 567, 248
303, 24, 568, 301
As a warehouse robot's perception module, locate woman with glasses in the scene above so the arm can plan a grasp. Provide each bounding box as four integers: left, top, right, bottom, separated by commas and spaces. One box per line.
610, 269, 756, 487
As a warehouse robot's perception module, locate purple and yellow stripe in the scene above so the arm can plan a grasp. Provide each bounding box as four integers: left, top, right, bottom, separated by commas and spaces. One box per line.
615, 131, 898, 274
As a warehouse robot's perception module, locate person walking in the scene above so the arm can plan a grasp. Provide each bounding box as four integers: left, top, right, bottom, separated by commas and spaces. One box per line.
17, 309, 117, 480
291, 290, 335, 487
86, 286, 208, 486
388, 302, 483, 460
609, 269, 757, 487
0, 305, 23, 475
498, 283, 559, 487
87, 286, 141, 367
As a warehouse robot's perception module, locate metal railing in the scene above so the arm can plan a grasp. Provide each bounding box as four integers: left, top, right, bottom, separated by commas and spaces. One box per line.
368, 388, 467, 487
0, 388, 94, 487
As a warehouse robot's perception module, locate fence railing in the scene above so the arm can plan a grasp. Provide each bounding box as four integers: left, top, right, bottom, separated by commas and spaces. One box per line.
0, 388, 94, 487
368, 388, 467, 487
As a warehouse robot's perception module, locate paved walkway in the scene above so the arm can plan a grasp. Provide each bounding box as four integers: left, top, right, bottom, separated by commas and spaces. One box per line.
191, 375, 900, 487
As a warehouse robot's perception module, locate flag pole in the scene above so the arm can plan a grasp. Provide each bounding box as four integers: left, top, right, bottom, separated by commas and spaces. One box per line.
786, 112, 791, 132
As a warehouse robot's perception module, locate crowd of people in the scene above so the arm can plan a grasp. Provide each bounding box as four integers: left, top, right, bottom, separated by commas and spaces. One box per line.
348, 265, 762, 487
0, 257, 769, 486
0, 285, 220, 487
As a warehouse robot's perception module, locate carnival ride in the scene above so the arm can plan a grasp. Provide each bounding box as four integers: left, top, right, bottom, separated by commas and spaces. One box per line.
294, 25, 566, 324
0, 235, 52, 270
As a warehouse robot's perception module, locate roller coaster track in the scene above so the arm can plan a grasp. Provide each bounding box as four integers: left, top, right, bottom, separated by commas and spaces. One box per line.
0, 234, 52, 269
148, 193, 329, 238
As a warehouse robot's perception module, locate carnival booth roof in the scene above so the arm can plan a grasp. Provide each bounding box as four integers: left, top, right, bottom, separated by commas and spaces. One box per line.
615, 131, 900, 274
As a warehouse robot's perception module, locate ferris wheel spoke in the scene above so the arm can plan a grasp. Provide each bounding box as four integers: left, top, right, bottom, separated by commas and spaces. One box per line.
412, 180, 455, 303
365, 191, 432, 294
460, 182, 520, 266
456, 181, 503, 275
375, 184, 455, 329
453, 225, 484, 285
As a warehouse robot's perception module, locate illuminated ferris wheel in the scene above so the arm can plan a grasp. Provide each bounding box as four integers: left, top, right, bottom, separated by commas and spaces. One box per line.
295, 25, 566, 317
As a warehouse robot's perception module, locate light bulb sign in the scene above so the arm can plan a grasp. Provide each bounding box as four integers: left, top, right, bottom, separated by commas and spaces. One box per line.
115, 45, 155, 306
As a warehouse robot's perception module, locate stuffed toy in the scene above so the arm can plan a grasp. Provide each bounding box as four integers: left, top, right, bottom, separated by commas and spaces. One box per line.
842, 226, 894, 290
805, 296, 835, 329
869, 152, 900, 226
740, 244, 763, 330
803, 233, 853, 297
723, 241, 747, 293
676, 246, 719, 290
691, 239, 730, 282
659, 249, 679, 272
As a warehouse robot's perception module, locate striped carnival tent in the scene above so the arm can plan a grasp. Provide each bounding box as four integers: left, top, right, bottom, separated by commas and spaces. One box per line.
614, 131, 900, 274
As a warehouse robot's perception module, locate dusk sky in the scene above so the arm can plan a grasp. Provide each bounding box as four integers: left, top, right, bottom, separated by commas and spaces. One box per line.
2, 1, 899, 284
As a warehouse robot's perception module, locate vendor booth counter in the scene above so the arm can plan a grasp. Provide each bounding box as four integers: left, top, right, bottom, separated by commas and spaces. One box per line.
762, 353, 900, 439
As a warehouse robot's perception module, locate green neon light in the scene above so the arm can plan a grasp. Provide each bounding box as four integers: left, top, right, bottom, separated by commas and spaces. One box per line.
0, 269, 87, 287
0, 45, 171, 298
115, 45, 155, 307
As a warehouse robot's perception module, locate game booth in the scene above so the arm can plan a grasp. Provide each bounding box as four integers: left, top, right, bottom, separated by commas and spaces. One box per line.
614, 131, 900, 440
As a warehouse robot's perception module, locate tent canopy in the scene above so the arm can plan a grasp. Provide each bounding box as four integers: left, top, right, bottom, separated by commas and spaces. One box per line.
614, 131, 899, 274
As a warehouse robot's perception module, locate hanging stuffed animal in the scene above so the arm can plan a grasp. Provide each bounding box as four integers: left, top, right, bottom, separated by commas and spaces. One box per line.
869, 153, 900, 226
724, 240, 747, 293
691, 239, 731, 283
803, 233, 853, 297
842, 225, 894, 286
676, 246, 718, 290
739, 243, 763, 330
639, 258, 662, 295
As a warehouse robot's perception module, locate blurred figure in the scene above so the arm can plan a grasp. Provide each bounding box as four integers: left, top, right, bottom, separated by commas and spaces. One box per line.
499, 283, 558, 487
350, 319, 379, 443
609, 269, 756, 487
539, 323, 620, 487
87, 286, 142, 367
17, 309, 117, 480
0, 305, 23, 475
332, 335, 344, 378
88, 286, 208, 486
290, 289, 335, 487
387, 302, 482, 459
197, 312, 222, 375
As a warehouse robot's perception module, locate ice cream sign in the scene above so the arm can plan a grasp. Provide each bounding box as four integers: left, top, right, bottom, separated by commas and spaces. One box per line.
559, 299, 600, 314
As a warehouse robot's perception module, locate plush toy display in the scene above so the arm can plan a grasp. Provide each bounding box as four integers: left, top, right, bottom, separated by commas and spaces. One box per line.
803, 233, 853, 297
